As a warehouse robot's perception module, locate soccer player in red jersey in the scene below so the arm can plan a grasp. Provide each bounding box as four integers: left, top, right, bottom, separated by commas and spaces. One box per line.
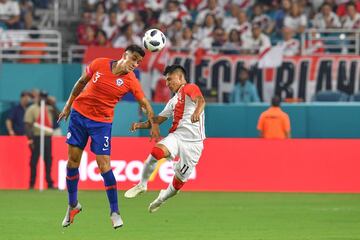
58, 44, 160, 229
125, 65, 206, 213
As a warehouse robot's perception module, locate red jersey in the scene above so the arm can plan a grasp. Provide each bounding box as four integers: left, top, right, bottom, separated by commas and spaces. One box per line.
72, 58, 145, 123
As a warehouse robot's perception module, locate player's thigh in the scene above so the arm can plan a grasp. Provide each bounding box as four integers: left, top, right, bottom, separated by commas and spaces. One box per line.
88, 121, 112, 156
175, 141, 204, 182
157, 133, 179, 160
66, 110, 89, 150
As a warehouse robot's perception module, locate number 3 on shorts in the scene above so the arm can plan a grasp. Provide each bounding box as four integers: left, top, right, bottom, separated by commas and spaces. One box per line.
104, 136, 109, 148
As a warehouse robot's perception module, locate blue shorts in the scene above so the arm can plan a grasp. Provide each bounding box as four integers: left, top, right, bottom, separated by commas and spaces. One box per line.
66, 110, 112, 155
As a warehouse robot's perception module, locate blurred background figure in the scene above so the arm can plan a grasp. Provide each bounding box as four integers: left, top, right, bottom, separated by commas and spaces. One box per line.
5, 90, 30, 136
0, 0, 21, 29
24, 90, 54, 189
230, 67, 260, 103
19, 26, 47, 63
257, 96, 291, 139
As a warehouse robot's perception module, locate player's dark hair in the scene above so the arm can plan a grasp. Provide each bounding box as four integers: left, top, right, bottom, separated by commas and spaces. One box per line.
163, 65, 187, 81
271, 95, 281, 107
125, 44, 145, 57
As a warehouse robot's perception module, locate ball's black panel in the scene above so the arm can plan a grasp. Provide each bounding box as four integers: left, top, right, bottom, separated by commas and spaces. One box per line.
143, 40, 148, 49
150, 30, 157, 37
149, 40, 160, 46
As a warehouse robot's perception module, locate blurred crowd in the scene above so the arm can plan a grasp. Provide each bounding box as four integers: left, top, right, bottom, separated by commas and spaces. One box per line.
74, 0, 360, 55
0, 0, 50, 30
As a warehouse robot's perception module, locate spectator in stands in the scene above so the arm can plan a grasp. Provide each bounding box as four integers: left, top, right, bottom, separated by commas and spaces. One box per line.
223, 3, 240, 33
6, 91, 31, 136
115, 0, 135, 27
211, 26, 227, 50
77, 10, 97, 45
280, 27, 300, 56
298, 0, 315, 20
131, 11, 145, 36
342, 2, 360, 29
93, 2, 107, 29
304, 28, 325, 54
337, 0, 360, 17
24, 90, 54, 189
272, 0, 292, 36
112, 23, 141, 48
241, 23, 271, 54
257, 96, 291, 139
251, 3, 273, 34
230, 67, 260, 103
195, 0, 224, 26
178, 26, 198, 51
223, 29, 241, 54
95, 29, 112, 47
80, 25, 97, 46
233, 10, 252, 38
19, 27, 48, 64
167, 19, 184, 44
284, 2, 307, 34
102, 11, 119, 42
312, 3, 341, 29
0, 0, 21, 29
196, 13, 217, 41
19, 0, 34, 29
158, 0, 190, 27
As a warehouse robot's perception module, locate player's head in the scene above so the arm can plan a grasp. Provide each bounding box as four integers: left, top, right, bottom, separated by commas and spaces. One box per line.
163, 65, 187, 93
121, 44, 145, 73
271, 95, 281, 107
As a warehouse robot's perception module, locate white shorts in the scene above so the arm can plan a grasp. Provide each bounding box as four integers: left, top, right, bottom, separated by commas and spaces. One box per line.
158, 133, 204, 182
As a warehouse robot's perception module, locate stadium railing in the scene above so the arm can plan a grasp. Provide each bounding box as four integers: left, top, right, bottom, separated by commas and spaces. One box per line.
0, 29, 62, 63
67, 45, 87, 63
300, 29, 360, 55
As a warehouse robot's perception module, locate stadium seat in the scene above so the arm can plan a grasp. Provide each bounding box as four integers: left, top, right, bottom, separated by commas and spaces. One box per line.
349, 92, 360, 101
311, 90, 349, 102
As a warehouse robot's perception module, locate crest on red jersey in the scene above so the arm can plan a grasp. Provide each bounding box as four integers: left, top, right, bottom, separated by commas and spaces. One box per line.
116, 78, 124, 86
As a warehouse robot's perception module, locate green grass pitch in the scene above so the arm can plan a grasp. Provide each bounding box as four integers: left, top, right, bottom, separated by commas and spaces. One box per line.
1, 190, 360, 240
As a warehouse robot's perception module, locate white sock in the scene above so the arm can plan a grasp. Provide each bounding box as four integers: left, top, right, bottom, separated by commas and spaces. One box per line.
159, 183, 178, 202
139, 154, 158, 186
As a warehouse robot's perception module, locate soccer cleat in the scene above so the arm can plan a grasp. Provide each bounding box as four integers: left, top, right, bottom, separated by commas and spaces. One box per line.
148, 190, 165, 213
124, 184, 147, 198
62, 202, 82, 227
110, 212, 124, 229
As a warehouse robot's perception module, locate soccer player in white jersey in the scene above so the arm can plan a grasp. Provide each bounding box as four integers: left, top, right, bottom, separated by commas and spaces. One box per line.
124, 64, 206, 213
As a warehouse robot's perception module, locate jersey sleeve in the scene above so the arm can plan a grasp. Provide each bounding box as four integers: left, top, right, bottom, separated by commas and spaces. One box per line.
85, 58, 102, 78
129, 77, 145, 101
184, 84, 203, 101
159, 100, 173, 118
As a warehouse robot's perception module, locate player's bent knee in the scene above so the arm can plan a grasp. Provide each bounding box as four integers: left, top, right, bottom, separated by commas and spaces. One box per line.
151, 146, 165, 160
172, 176, 185, 190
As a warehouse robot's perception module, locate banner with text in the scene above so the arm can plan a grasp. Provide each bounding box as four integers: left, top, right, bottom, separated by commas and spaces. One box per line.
84, 47, 360, 102
1, 136, 360, 192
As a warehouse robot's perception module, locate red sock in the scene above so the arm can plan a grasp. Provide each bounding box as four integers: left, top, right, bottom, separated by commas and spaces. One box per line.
172, 177, 185, 190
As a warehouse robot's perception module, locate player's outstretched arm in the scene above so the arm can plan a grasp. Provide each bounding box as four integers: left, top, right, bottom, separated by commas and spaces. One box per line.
57, 72, 91, 122
191, 95, 206, 123
130, 116, 168, 131
137, 97, 161, 142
